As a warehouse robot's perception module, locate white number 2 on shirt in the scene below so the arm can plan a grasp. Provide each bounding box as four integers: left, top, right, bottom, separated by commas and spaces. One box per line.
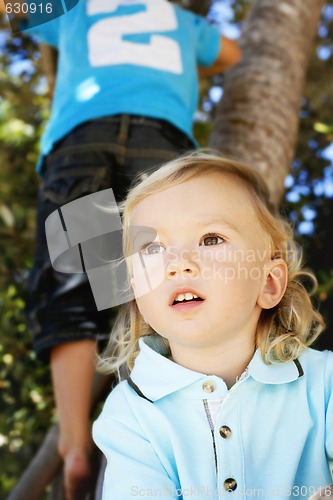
87, 0, 183, 73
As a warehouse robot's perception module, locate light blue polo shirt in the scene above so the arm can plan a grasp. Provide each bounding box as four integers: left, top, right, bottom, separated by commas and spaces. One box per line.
93, 335, 333, 499
22, 0, 221, 165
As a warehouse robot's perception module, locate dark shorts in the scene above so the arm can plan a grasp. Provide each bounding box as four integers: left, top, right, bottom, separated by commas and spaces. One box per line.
26, 115, 194, 361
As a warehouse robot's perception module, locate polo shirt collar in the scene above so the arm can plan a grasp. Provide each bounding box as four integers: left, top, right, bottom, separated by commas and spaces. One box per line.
130, 335, 303, 401
131, 336, 205, 401
247, 348, 303, 384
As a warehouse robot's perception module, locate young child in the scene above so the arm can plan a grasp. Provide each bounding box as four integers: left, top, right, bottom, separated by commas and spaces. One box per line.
93, 153, 333, 499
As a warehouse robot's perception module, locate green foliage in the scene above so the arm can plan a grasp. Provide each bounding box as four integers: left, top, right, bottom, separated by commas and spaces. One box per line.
0, 16, 53, 496
0, 285, 54, 495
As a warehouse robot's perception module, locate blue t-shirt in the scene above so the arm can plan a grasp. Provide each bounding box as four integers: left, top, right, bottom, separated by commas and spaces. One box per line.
24, 0, 220, 161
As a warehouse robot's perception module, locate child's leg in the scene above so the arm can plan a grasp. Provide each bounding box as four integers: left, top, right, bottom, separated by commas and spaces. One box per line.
50, 339, 97, 500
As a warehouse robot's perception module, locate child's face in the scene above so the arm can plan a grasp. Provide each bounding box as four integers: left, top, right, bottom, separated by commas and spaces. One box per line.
129, 171, 285, 356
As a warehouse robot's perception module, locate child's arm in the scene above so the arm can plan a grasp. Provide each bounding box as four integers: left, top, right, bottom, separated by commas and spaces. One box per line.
93, 384, 180, 499
198, 36, 241, 77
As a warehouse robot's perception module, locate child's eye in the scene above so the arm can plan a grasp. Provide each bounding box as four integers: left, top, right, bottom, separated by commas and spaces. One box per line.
200, 234, 224, 246
141, 242, 165, 255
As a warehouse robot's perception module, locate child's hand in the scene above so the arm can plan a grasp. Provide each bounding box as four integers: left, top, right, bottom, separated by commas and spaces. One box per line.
309, 484, 333, 499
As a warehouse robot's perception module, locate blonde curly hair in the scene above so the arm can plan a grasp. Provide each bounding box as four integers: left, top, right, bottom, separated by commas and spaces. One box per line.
99, 152, 325, 376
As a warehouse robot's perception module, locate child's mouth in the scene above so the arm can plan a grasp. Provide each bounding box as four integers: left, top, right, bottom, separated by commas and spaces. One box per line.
172, 292, 203, 305
171, 291, 204, 308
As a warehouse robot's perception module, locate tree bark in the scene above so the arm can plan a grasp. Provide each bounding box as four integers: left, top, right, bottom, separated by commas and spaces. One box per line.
209, 0, 325, 205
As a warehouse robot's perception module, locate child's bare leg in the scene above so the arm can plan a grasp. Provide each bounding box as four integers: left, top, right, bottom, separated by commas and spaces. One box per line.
50, 339, 97, 500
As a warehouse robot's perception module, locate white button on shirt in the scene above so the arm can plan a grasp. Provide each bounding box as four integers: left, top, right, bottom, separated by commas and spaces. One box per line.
93, 335, 333, 499
202, 380, 216, 393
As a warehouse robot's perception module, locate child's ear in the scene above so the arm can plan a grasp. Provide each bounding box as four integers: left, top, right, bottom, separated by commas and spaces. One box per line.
257, 259, 288, 309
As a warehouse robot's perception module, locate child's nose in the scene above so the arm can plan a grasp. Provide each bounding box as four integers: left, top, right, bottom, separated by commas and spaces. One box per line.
166, 253, 199, 279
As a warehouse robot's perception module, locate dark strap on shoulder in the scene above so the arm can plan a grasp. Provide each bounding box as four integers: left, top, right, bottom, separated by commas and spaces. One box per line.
127, 376, 153, 403
293, 358, 304, 378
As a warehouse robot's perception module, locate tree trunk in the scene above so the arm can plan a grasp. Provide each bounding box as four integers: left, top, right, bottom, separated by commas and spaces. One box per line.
209, 0, 325, 205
